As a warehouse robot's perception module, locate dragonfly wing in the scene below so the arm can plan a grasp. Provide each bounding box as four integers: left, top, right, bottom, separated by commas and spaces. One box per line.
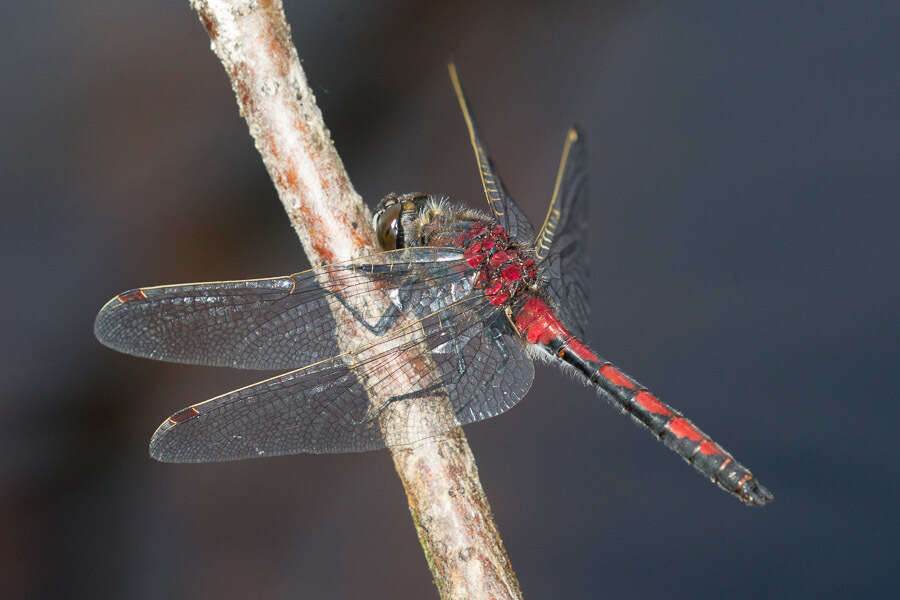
150, 357, 383, 460
363, 302, 534, 447
149, 296, 534, 461
95, 247, 471, 370
448, 63, 536, 243
536, 128, 591, 341
445, 314, 535, 427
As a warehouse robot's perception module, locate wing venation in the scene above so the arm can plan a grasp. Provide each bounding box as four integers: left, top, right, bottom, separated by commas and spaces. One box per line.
448, 63, 536, 243
94, 247, 470, 370
149, 295, 534, 461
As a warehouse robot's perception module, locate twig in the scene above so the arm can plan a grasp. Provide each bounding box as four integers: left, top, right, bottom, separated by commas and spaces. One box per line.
187, 2, 523, 598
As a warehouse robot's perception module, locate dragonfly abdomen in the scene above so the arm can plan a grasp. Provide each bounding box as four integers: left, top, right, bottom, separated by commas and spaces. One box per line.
513, 297, 773, 506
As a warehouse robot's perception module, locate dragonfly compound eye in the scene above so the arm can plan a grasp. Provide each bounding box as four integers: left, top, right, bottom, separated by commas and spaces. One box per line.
375, 201, 403, 250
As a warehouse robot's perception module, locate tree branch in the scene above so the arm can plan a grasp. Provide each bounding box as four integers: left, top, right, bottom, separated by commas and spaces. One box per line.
187, 2, 522, 598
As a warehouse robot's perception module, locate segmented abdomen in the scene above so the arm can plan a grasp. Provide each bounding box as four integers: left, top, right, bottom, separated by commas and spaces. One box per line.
513, 297, 772, 506
591, 367, 771, 505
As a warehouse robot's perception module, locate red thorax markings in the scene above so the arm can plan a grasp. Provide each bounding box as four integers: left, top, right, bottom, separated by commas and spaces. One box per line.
461, 222, 537, 306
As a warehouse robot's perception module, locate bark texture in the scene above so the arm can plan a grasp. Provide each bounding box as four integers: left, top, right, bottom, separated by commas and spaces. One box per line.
187, 2, 522, 598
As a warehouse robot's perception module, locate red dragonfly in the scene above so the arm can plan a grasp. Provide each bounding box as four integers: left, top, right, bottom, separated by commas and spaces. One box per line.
95, 65, 772, 506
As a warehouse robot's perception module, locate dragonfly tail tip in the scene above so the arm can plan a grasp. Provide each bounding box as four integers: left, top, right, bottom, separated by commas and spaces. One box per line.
741, 478, 774, 507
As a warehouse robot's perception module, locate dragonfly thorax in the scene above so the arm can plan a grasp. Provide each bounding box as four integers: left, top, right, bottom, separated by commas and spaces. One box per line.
455, 221, 538, 307
374, 193, 538, 308
399, 198, 540, 308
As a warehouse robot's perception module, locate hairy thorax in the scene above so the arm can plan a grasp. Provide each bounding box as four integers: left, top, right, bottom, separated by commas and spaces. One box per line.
413, 200, 539, 307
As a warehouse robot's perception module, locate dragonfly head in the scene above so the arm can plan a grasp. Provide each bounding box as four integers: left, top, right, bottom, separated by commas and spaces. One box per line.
373, 192, 432, 250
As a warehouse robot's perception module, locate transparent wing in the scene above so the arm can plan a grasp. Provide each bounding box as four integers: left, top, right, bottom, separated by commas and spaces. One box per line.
149, 297, 534, 461
448, 63, 536, 243
536, 128, 591, 341
94, 247, 472, 370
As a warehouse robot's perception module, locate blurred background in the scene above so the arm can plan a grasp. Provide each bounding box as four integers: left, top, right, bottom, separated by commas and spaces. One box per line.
2, 1, 898, 598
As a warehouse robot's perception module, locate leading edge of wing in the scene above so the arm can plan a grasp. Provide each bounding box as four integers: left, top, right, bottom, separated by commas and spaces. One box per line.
447, 63, 536, 243
94, 246, 468, 370
96, 246, 465, 315
534, 127, 583, 261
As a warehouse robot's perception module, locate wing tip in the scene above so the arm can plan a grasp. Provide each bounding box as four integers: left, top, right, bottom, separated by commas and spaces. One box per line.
567, 125, 587, 150
148, 419, 174, 462
148, 408, 200, 463
447, 61, 463, 95
94, 288, 149, 343
94, 295, 123, 347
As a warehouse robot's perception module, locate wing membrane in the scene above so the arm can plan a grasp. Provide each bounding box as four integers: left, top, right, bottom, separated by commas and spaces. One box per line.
448, 63, 536, 243
537, 128, 591, 340
149, 296, 534, 461
94, 247, 471, 370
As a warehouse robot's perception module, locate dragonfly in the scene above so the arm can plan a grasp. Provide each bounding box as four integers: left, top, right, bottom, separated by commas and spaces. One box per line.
94, 64, 772, 506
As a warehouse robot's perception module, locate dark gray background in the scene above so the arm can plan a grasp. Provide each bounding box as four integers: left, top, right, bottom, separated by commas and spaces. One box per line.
2, 1, 897, 598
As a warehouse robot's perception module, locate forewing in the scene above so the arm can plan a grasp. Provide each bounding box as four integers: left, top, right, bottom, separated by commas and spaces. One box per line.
448, 63, 536, 243
150, 297, 534, 461
95, 247, 470, 370
537, 128, 591, 340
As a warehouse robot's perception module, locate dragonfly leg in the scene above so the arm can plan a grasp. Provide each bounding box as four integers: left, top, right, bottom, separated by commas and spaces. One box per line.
352, 395, 395, 425
435, 310, 468, 378
350, 377, 457, 426
330, 265, 425, 335
348, 302, 477, 427
336, 261, 471, 335
331, 291, 403, 336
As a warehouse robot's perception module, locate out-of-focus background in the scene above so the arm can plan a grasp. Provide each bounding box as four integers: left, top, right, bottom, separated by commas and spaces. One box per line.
3, 1, 898, 598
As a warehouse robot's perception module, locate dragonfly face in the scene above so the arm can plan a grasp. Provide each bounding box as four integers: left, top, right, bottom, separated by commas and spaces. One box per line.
93, 65, 772, 506
373, 192, 433, 250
